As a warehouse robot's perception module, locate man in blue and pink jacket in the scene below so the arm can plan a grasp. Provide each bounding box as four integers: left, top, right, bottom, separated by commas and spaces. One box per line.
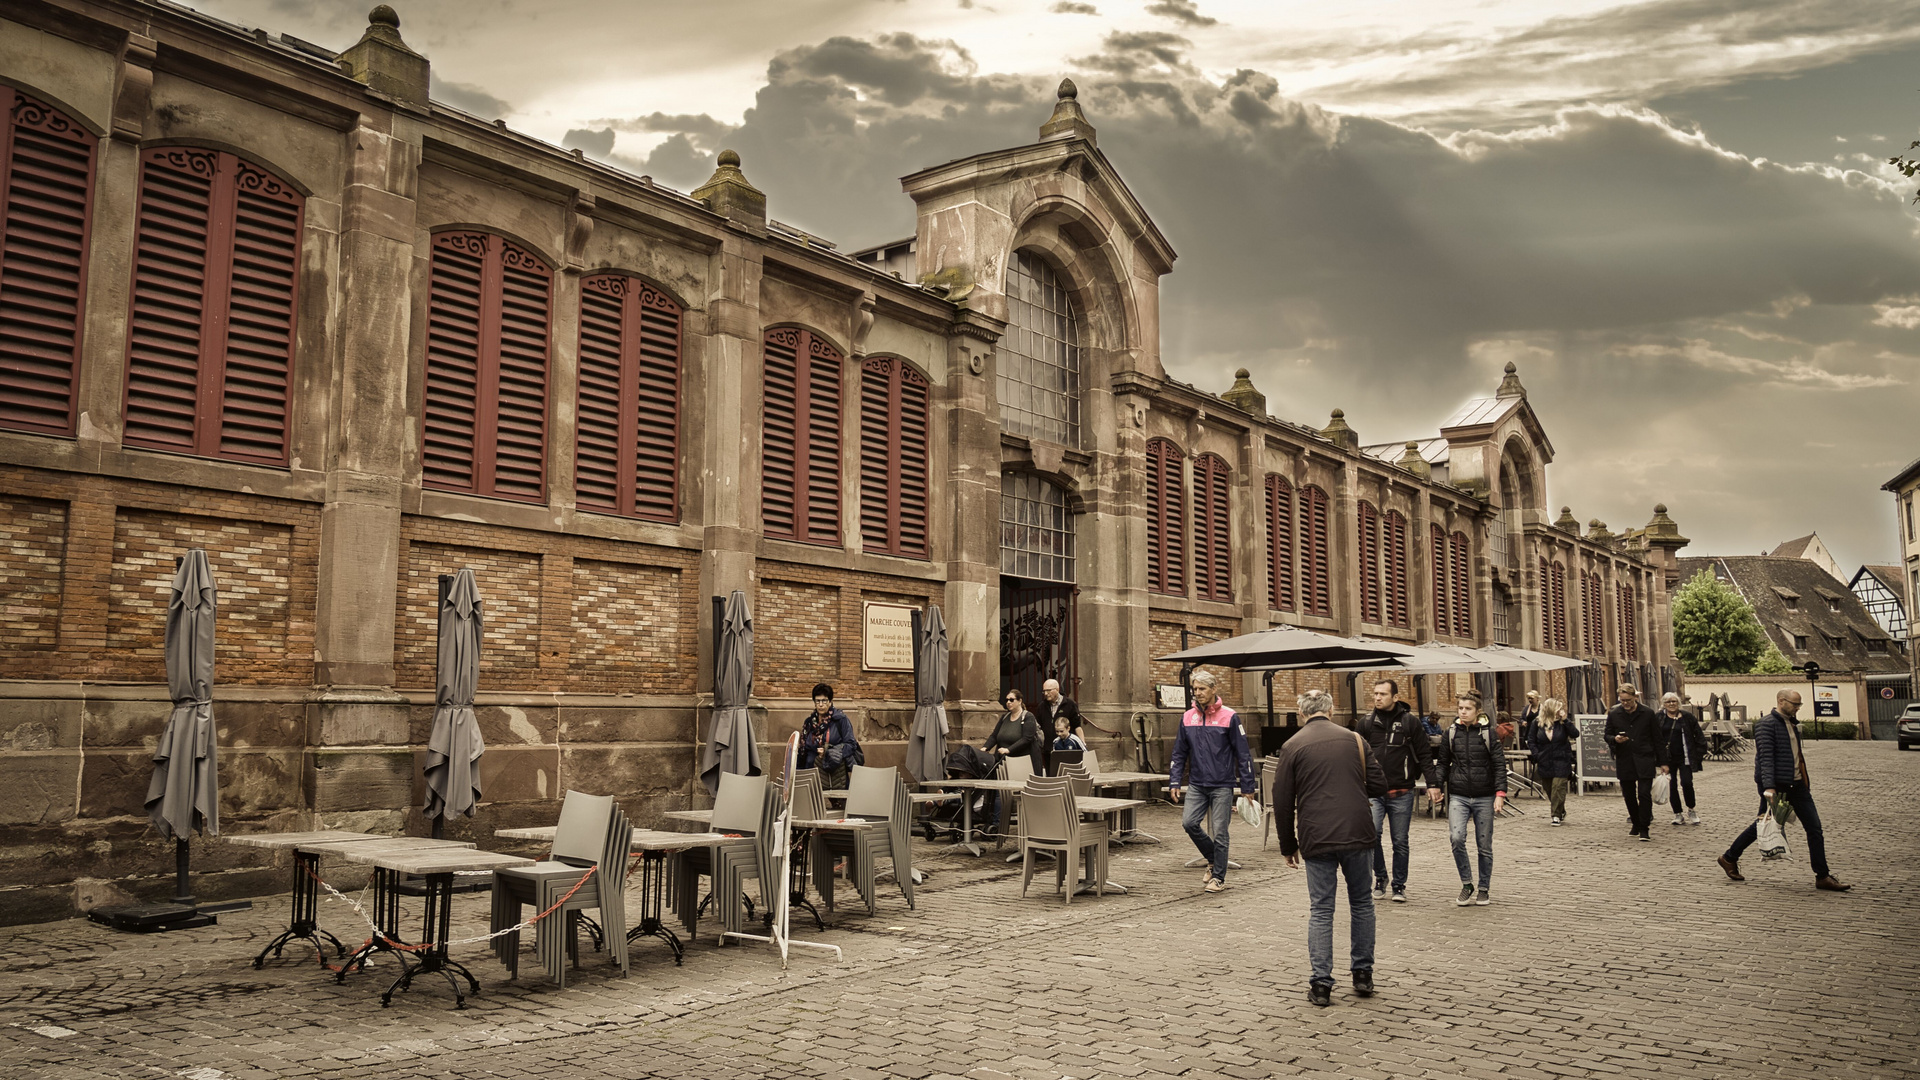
1168, 669, 1258, 892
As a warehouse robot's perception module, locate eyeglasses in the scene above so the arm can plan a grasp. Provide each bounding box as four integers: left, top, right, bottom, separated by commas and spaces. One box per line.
1003, 697, 1018, 704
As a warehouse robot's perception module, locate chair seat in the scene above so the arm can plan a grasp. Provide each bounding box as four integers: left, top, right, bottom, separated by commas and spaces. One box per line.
497, 859, 594, 880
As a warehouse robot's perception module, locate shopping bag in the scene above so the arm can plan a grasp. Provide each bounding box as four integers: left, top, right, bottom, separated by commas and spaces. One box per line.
1651, 773, 1671, 805
1755, 811, 1790, 860
1237, 795, 1263, 829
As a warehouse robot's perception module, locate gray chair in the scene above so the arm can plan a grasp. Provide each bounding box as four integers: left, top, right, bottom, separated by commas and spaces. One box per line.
672, 771, 765, 938
718, 782, 781, 941
490, 791, 630, 987
815, 765, 916, 914
1260, 755, 1281, 848
1017, 776, 1105, 904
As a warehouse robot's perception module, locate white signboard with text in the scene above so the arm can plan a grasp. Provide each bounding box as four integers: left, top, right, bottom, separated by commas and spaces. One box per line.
861, 602, 917, 672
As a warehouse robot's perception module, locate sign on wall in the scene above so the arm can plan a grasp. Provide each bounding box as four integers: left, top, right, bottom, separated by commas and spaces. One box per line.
861, 602, 918, 672
1814, 684, 1841, 718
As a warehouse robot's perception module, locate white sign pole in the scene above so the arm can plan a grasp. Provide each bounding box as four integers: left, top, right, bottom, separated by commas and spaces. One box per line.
721, 732, 841, 965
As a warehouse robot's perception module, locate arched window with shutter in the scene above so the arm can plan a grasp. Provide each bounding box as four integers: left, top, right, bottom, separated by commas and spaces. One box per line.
860, 355, 930, 559
1145, 437, 1184, 596
762, 327, 842, 546
1265, 474, 1294, 612
420, 231, 551, 502
1549, 560, 1568, 651
1431, 523, 1450, 635
1194, 452, 1231, 601
574, 274, 680, 522
1358, 501, 1382, 623
1384, 510, 1409, 628
0, 88, 97, 437
123, 147, 302, 465
1302, 485, 1331, 616
1450, 530, 1472, 637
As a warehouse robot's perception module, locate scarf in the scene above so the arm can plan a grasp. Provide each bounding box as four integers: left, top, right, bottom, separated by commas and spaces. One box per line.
803, 709, 833, 754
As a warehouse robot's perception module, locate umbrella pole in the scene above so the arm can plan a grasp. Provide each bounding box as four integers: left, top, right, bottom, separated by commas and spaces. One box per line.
172, 838, 193, 904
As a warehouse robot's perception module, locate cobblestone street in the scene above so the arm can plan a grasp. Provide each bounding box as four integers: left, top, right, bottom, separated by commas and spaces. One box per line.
3, 741, 1916, 1080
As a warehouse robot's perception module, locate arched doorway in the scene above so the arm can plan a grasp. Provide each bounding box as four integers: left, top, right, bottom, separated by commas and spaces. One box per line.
1000, 473, 1078, 705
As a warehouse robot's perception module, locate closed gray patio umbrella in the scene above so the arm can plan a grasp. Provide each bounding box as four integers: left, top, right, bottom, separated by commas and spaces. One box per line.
700, 589, 761, 795
906, 605, 949, 782
423, 568, 485, 825
146, 548, 220, 842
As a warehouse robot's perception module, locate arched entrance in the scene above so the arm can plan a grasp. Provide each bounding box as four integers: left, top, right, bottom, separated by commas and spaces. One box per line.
999, 473, 1078, 705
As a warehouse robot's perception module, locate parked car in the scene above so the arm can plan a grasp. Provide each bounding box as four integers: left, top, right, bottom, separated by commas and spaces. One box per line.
1900, 704, 1920, 751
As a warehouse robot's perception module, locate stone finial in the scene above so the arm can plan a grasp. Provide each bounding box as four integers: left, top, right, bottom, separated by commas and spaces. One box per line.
1220, 367, 1266, 416
339, 5, 429, 107
1321, 407, 1357, 450
1643, 502, 1689, 546
1398, 440, 1430, 479
1554, 505, 1579, 532
692, 148, 767, 231
1496, 360, 1526, 398
1587, 518, 1612, 541
1039, 77, 1098, 146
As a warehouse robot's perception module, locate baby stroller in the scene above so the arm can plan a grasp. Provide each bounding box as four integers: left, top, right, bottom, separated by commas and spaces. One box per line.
921, 745, 997, 840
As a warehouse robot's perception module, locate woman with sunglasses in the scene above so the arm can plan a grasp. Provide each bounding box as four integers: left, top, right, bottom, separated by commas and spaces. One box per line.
979, 688, 1043, 833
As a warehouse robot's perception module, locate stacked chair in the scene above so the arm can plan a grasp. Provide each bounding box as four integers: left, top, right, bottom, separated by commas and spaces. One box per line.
490, 791, 630, 988
669, 771, 766, 940
1016, 775, 1106, 904
716, 780, 781, 940
813, 765, 916, 914
1260, 755, 1282, 848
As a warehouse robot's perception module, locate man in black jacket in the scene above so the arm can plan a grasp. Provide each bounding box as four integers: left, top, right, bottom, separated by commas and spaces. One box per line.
1717, 690, 1850, 891
1436, 691, 1507, 906
1275, 689, 1388, 1006
1354, 679, 1440, 903
1035, 678, 1081, 774
1605, 684, 1662, 840
1659, 692, 1706, 826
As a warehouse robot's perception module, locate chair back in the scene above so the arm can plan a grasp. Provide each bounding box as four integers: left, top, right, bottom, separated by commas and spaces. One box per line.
1001, 756, 1034, 785
1081, 748, 1102, 777
598, 803, 632, 900
845, 764, 898, 819
1018, 777, 1074, 844
1057, 761, 1095, 799
551, 790, 617, 866
1260, 756, 1281, 807
713, 771, 768, 833
789, 767, 827, 820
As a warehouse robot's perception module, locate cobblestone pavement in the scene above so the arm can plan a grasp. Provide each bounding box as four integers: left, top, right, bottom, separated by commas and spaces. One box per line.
3, 741, 1916, 1080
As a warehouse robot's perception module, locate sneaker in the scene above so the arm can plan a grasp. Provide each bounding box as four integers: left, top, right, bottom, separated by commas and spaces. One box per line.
1351, 969, 1375, 997
1474, 890, 1491, 906
1550, 817, 1562, 826
1457, 883, 1475, 906
1203, 877, 1227, 894
1202, 871, 1216, 886
1373, 879, 1387, 899
1686, 808, 1700, 825
1390, 889, 1407, 903
1637, 833, 1651, 843
1308, 983, 1332, 1007
1672, 814, 1685, 825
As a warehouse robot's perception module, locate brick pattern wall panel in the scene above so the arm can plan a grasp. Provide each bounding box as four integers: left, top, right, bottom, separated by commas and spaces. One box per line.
395, 541, 542, 688
106, 509, 295, 684
570, 558, 694, 694
757, 578, 840, 698
0, 496, 67, 655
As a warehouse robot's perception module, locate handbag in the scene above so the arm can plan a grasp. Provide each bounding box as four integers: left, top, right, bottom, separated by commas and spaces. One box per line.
1651, 773, 1671, 805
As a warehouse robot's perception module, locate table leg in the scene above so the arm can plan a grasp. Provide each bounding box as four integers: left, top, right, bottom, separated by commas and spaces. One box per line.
783, 828, 825, 930
382, 874, 480, 1010
337, 868, 416, 983
623, 852, 685, 965
941, 790, 983, 857
254, 852, 347, 969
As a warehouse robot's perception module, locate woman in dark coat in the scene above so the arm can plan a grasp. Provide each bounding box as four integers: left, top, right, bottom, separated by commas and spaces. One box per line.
983, 688, 1043, 777
1530, 697, 1579, 826
798, 682, 862, 791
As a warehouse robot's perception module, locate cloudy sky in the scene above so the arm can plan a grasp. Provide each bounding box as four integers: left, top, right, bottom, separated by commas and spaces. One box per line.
212, 0, 1920, 569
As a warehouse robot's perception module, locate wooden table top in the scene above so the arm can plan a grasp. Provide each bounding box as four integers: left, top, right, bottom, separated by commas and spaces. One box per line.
222, 830, 386, 850
337, 847, 534, 876
293, 836, 474, 857
495, 826, 733, 851
1089, 771, 1167, 785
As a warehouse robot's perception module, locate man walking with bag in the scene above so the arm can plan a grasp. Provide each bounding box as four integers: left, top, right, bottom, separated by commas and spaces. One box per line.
1354, 679, 1440, 903
1716, 689, 1850, 891
1605, 684, 1661, 840
1274, 689, 1387, 1006
1168, 669, 1258, 894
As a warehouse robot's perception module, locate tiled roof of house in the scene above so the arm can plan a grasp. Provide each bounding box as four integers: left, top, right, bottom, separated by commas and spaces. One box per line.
1677, 555, 1907, 674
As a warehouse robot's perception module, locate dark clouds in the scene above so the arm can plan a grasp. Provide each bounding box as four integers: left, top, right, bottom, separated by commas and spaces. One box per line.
1144, 0, 1216, 29
427, 74, 511, 119
1049, 2, 1099, 13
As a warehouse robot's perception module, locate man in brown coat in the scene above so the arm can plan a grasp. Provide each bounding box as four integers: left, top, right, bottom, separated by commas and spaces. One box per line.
1274, 689, 1388, 1007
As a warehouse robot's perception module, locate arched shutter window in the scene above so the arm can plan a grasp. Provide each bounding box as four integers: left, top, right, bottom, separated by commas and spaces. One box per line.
1450, 531, 1472, 637
1194, 453, 1231, 601
1145, 438, 1185, 596
1265, 474, 1294, 612
1358, 501, 1382, 623
762, 327, 842, 545
860, 356, 930, 558
0, 89, 97, 437
1622, 583, 1639, 660
575, 274, 681, 521
1587, 572, 1605, 655
124, 147, 302, 464
1431, 523, 1451, 635
420, 231, 551, 502
1385, 510, 1409, 628
1302, 485, 1331, 616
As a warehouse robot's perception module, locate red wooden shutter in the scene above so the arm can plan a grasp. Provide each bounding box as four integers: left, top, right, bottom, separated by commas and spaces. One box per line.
0, 89, 97, 437
860, 356, 929, 558
124, 148, 301, 464
1590, 573, 1605, 654
1195, 453, 1231, 601
575, 274, 681, 521
1450, 531, 1471, 636
1358, 501, 1381, 623
760, 328, 840, 545
1265, 474, 1294, 611
422, 231, 551, 502
1625, 584, 1639, 660
1550, 561, 1567, 651
1539, 557, 1550, 646
1431, 523, 1450, 634
1145, 438, 1185, 595
1303, 485, 1331, 616
1385, 510, 1409, 628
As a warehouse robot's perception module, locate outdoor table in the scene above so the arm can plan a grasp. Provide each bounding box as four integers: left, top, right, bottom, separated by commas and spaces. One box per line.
1087, 772, 1168, 843
291, 836, 474, 985
919, 778, 1028, 856
333, 845, 531, 1009
1068, 796, 1146, 895
791, 817, 873, 917
226, 830, 386, 968
496, 826, 729, 963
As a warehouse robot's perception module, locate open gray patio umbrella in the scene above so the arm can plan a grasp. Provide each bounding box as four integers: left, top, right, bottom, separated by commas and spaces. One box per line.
1156, 624, 1422, 670
423, 568, 485, 828
906, 605, 949, 782
700, 589, 761, 795
146, 549, 220, 843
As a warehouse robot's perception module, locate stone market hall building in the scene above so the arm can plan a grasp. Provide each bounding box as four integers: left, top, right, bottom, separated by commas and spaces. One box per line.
0, 1, 1687, 920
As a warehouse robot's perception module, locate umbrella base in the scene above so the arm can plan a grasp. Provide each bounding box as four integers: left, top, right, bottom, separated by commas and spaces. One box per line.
89, 900, 249, 933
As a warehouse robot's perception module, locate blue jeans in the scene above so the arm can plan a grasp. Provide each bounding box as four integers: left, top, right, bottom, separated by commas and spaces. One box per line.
1305, 846, 1376, 988
1448, 795, 1495, 891
1181, 784, 1237, 881
1370, 791, 1416, 892
1725, 783, 1830, 878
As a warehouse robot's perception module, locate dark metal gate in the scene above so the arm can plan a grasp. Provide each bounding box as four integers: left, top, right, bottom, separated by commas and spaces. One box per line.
1866, 674, 1913, 741
1000, 577, 1077, 707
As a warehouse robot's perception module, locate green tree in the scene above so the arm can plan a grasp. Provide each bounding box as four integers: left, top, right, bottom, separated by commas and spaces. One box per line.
1671, 568, 1770, 674
1751, 643, 1796, 675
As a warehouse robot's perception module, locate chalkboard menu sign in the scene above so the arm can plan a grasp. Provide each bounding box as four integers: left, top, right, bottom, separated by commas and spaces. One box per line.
1575, 714, 1617, 794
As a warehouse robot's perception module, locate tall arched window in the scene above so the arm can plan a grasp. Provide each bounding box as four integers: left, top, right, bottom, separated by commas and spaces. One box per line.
1358, 501, 1382, 623
1194, 453, 1232, 602
761, 327, 842, 546
1431, 523, 1451, 635
1541, 558, 1567, 651
860, 356, 930, 559
1302, 485, 1331, 616
575, 274, 680, 521
124, 147, 303, 465
0, 88, 97, 437
1145, 438, 1184, 595
1384, 510, 1409, 628
997, 251, 1082, 446
1265, 474, 1295, 612
1001, 473, 1073, 582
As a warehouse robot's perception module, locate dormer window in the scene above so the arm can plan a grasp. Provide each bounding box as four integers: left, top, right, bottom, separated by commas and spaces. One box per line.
1793, 634, 1809, 651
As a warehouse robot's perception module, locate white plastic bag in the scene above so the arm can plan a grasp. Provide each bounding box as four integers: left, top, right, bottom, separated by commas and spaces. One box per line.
1755, 812, 1790, 860
1237, 795, 1263, 829
1651, 773, 1671, 805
